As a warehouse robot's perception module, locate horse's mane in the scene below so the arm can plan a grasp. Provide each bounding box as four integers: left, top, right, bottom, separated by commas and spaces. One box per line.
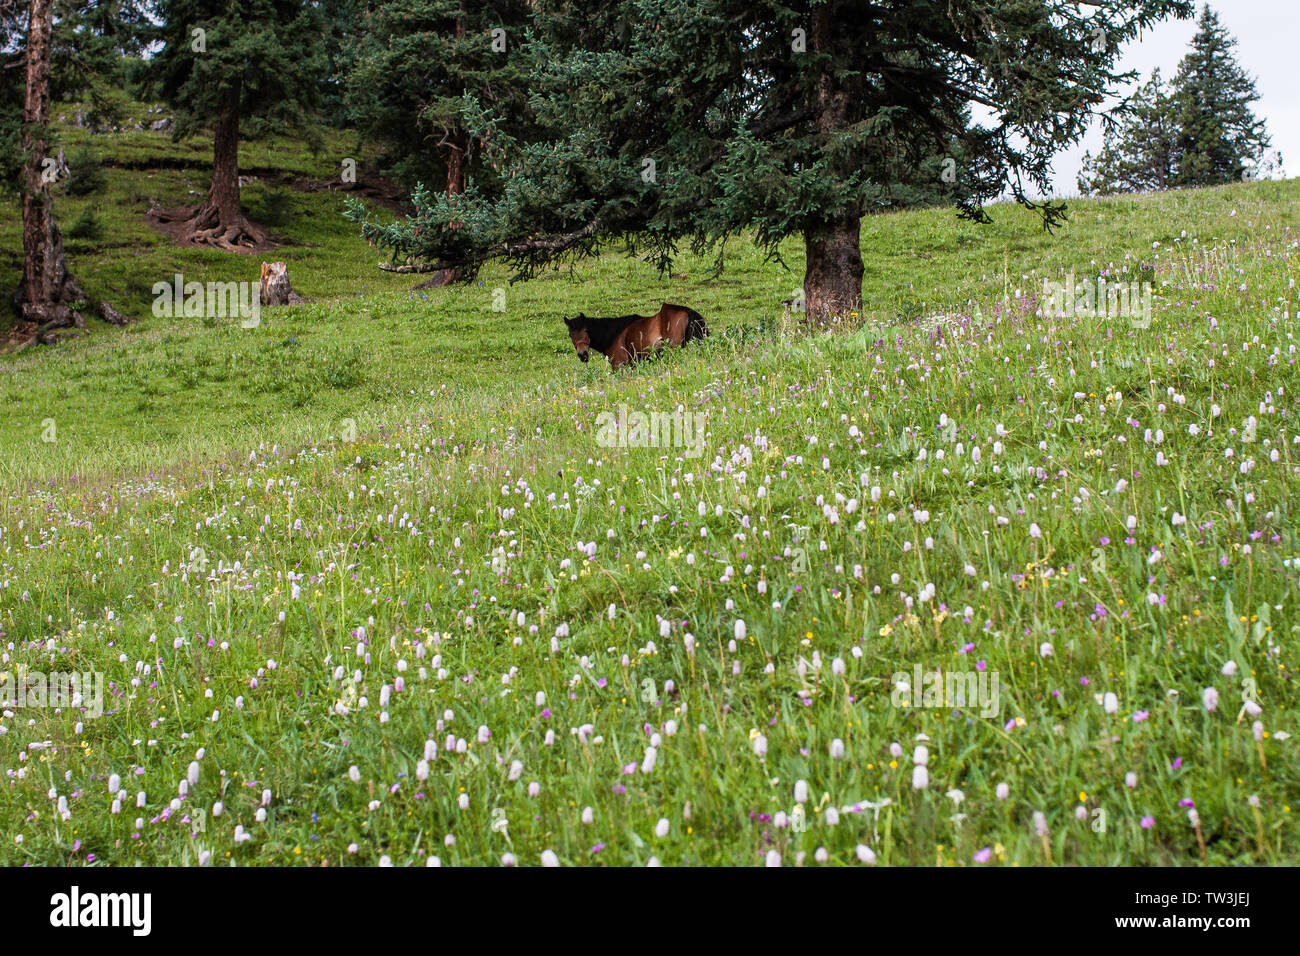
575, 314, 643, 354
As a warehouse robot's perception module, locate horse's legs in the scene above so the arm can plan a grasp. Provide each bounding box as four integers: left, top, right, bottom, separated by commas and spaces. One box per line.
606, 342, 632, 370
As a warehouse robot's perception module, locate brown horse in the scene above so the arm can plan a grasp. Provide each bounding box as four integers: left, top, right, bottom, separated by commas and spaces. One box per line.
563, 303, 707, 370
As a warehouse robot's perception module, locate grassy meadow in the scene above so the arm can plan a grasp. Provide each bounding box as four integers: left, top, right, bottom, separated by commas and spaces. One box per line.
0, 108, 1298, 866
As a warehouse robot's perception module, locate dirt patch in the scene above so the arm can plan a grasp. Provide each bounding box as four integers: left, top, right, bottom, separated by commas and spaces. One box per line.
291, 175, 407, 215
144, 204, 280, 255
142, 175, 405, 251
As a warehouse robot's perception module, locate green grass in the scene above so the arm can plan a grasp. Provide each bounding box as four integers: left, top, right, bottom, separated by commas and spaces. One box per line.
0, 108, 1297, 866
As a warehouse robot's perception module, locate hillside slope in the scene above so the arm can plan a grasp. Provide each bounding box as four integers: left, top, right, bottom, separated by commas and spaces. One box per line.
1, 116, 1298, 866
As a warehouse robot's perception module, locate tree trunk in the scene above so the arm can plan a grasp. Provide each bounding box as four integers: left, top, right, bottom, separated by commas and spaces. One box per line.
414, 133, 466, 290
207, 89, 243, 227
804, 216, 864, 322
15, 0, 85, 338
802, 0, 864, 325
260, 261, 308, 306
176, 81, 268, 251
417, 9, 469, 290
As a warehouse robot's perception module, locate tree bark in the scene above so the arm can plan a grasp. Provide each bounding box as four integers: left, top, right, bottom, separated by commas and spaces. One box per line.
414, 133, 466, 289
176, 80, 268, 251
207, 87, 243, 227
259, 261, 308, 305
802, 0, 864, 324
418, 8, 469, 290
804, 216, 864, 322
17, 0, 85, 334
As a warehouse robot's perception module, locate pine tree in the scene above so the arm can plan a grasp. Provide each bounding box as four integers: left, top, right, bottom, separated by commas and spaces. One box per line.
1170, 4, 1270, 187
13, 0, 96, 343
8, 0, 133, 347
341, 0, 538, 285
347, 0, 1193, 323
147, 0, 327, 250
1078, 69, 1179, 195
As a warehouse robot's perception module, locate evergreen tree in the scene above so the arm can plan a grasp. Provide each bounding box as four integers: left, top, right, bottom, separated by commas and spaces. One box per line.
3, 1, 147, 195
1170, 4, 1270, 187
348, 0, 1193, 323
1078, 69, 1179, 195
342, 0, 538, 284
147, 0, 327, 249
1, 1, 27, 193
16, 0, 90, 336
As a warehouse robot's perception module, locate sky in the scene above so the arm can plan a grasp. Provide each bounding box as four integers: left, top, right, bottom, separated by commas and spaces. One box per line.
1046, 0, 1299, 197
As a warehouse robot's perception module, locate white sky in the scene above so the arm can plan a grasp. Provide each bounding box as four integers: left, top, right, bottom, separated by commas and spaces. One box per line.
1047, 0, 1299, 196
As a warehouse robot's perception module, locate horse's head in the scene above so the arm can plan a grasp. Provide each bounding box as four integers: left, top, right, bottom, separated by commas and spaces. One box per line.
563, 314, 591, 362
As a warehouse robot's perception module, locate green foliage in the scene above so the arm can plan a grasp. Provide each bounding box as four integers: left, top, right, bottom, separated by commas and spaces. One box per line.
65, 204, 104, 240
85, 80, 132, 131
1079, 70, 1180, 196
147, 0, 329, 143
340, 0, 537, 192
65, 146, 107, 195
1081, 5, 1274, 195
347, 0, 1194, 287
1171, 4, 1272, 187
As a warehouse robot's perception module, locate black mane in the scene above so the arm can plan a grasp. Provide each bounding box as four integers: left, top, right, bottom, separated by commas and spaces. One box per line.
567, 314, 643, 354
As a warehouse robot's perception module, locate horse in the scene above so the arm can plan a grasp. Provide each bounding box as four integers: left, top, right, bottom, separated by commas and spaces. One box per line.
562, 303, 707, 370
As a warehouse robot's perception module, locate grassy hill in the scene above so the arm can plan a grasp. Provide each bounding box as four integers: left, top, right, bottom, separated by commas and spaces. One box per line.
0, 109, 1297, 866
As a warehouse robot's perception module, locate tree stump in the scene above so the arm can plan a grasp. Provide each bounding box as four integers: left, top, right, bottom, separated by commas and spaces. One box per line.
259, 261, 308, 306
